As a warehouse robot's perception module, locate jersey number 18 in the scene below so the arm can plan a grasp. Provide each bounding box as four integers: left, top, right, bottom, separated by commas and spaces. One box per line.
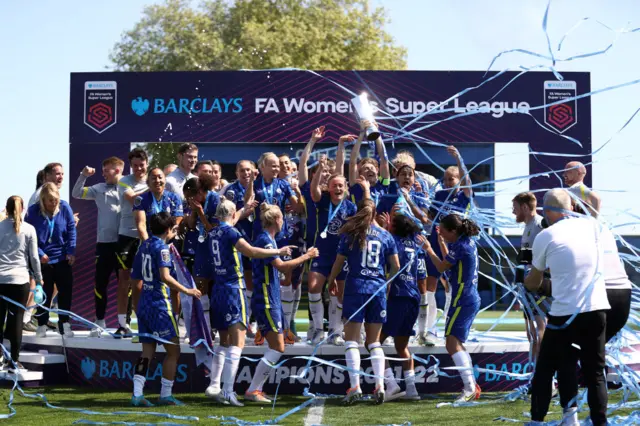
360, 240, 381, 268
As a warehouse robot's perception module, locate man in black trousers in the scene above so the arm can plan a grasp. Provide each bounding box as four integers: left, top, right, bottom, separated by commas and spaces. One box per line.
524, 189, 610, 426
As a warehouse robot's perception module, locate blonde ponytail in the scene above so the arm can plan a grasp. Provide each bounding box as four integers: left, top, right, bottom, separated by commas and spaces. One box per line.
5, 196, 24, 234
260, 203, 282, 229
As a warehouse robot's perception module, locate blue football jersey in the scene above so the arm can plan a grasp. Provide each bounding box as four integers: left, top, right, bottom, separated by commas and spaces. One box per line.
376, 191, 429, 215
131, 236, 175, 307
223, 180, 252, 240
133, 190, 184, 233
338, 226, 398, 295
390, 236, 421, 301
251, 231, 281, 308
350, 180, 389, 206
314, 193, 357, 249
444, 236, 480, 306
208, 222, 245, 288
428, 189, 471, 223
252, 175, 294, 241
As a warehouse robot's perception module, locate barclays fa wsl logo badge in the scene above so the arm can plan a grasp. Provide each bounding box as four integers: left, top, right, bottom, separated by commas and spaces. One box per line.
543, 81, 577, 134
84, 81, 117, 134
131, 97, 150, 116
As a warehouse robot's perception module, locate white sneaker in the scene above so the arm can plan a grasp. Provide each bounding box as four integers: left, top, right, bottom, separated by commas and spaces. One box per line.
401, 387, 421, 401
62, 323, 74, 338
560, 407, 579, 426
90, 320, 106, 337
221, 390, 244, 407
308, 329, 325, 345
415, 332, 427, 345
384, 383, 406, 402
373, 385, 385, 405
36, 325, 47, 338
245, 322, 256, 338
425, 331, 437, 347
327, 333, 345, 346
342, 386, 363, 405
205, 384, 221, 398
8, 362, 27, 375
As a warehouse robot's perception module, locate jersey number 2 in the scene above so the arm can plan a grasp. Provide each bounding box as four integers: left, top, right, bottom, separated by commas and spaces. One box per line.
142, 254, 154, 281
360, 241, 381, 268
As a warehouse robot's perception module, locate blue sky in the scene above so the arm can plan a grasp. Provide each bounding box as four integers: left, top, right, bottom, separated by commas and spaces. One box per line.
1, 0, 639, 232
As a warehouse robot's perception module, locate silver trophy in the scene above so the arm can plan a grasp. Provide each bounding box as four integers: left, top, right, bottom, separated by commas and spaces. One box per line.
351, 92, 380, 141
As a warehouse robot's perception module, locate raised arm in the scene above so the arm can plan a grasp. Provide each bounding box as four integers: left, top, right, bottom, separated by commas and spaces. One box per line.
349, 128, 365, 184
418, 234, 452, 274
335, 134, 355, 177
375, 135, 390, 182
447, 145, 472, 199
244, 172, 255, 206
300, 126, 324, 187
72, 167, 98, 200
310, 155, 327, 203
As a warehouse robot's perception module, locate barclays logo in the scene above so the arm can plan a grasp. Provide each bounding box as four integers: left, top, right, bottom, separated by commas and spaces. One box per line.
131, 96, 243, 116
81, 357, 96, 379
132, 97, 150, 116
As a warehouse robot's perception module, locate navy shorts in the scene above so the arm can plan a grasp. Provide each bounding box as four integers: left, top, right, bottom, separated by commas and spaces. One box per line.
445, 300, 480, 343
425, 256, 441, 279
382, 296, 419, 337
342, 292, 387, 324
252, 302, 284, 335
310, 256, 347, 281
193, 237, 211, 279
210, 285, 249, 330
137, 305, 178, 344
417, 253, 427, 281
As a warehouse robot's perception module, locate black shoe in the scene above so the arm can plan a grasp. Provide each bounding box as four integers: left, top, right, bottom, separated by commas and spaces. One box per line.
46, 321, 57, 331
114, 326, 133, 338
8, 361, 26, 374
23, 321, 37, 332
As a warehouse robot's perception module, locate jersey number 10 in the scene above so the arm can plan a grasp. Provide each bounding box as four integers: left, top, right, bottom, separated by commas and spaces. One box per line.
360, 241, 381, 268
142, 254, 154, 282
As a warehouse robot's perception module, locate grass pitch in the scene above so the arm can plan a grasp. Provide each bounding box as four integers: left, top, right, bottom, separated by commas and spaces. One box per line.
3, 387, 636, 425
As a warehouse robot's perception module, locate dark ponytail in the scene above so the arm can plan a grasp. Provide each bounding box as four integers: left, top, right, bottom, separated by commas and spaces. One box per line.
440, 214, 480, 237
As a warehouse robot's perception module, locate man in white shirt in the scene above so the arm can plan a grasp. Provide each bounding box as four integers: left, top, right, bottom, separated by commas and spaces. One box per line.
525, 189, 609, 426
563, 161, 601, 218
165, 143, 198, 200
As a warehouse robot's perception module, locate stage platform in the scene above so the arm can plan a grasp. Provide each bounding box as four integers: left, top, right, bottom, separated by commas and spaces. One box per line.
5, 329, 638, 394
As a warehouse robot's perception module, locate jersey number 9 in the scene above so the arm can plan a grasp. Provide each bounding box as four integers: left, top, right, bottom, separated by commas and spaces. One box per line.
211, 240, 222, 266
360, 241, 381, 268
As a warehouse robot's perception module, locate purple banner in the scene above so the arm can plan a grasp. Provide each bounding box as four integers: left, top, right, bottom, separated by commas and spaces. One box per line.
69, 70, 591, 323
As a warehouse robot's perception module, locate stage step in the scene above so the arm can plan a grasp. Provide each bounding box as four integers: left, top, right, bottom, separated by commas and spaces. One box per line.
0, 370, 43, 382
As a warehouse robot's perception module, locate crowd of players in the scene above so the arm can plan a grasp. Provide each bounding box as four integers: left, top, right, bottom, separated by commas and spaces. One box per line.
0, 121, 630, 424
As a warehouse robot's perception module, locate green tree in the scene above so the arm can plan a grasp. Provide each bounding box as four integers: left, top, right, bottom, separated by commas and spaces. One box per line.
110, 0, 407, 72
111, 0, 407, 161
